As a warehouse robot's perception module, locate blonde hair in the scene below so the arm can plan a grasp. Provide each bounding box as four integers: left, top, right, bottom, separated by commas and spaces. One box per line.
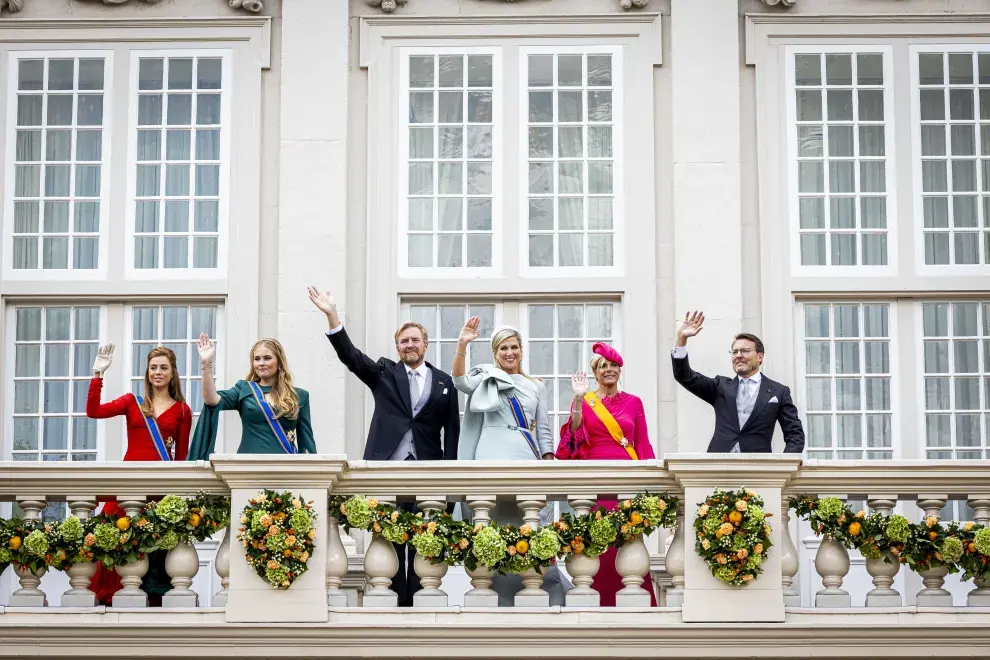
246, 338, 300, 419
394, 322, 429, 345
491, 328, 537, 381
139, 347, 185, 417
590, 354, 622, 373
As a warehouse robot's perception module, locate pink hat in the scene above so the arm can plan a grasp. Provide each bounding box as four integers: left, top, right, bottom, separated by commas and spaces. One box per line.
592, 342, 623, 367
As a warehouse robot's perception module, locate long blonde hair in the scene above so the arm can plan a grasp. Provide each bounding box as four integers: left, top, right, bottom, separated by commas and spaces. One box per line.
245, 338, 300, 419
491, 328, 537, 381
139, 347, 185, 417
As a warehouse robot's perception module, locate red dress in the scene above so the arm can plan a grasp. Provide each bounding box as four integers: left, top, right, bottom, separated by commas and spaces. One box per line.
555, 391, 658, 607
86, 377, 192, 605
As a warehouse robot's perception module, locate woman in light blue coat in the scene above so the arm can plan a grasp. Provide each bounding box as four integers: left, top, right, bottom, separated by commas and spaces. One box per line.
451, 318, 569, 605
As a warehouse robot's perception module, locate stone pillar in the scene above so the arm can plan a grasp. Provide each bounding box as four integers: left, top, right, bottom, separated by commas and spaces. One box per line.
212, 455, 347, 623
967, 496, 990, 606
865, 496, 901, 607
413, 496, 448, 607
276, 0, 349, 454
565, 495, 600, 607
62, 497, 98, 607
9, 497, 47, 607
670, 0, 744, 453
915, 495, 952, 607
113, 497, 149, 608
666, 454, 802, 623
779, 502, 800, 607
464, 496, 499, 608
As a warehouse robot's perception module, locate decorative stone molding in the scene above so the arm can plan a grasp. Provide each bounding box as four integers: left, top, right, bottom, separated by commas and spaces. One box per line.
367, 0, 407, 12
619, 0, 649, 9
760, 0, 796, 7
70, 0, 262, 11
228, 0, 263, 13
0, 0, 24, 15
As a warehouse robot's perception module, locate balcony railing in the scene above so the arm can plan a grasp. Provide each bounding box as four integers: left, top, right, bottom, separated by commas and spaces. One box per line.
3, 454, 990, 657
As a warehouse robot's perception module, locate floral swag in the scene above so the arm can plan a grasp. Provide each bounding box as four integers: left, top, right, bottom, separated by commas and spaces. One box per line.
0, 493, 230, 576
330, 492, 679, 574
694, 488, 773, 586
237, 490, 317, 589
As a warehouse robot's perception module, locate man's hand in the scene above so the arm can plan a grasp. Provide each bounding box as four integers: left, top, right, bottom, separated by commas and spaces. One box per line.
675, 310, 705, 347
307, 286, 341, 329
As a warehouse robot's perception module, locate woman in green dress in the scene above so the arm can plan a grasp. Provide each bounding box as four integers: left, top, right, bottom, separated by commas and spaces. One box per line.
186, 335, 317, 460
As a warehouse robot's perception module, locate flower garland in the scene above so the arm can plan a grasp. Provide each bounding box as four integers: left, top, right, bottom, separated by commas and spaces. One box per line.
0, 492, 230, 575
789, 495, 990, 582
237, 490, 316, 589
330, 492, 679, 575
693, 488, 772, 586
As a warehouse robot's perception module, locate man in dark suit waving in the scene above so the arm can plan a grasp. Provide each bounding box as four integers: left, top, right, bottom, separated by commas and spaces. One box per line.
308, 286, 459, 605
671, 310, 804, 454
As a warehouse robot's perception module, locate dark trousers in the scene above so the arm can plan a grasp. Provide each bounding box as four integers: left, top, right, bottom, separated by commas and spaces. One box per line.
392, 501, 420, 606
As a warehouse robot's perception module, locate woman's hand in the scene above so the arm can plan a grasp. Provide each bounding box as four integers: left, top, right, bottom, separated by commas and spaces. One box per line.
197, 333, 216, 365
571, 371, 589, 398
458, 316, 481, 344
92, 343, 114, 376
542, 452, 555, 460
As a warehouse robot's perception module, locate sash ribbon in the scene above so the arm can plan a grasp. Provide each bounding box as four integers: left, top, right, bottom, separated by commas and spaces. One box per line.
507, 395, 542, 460
584, 393, 639, 460
248, 381, 297, 455
135, 395, 172, 461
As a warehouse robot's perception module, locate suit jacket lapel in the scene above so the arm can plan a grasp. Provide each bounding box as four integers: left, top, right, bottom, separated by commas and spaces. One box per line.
392, 363, 413, 416
742, 379, 774, 432
725, 377, 741, 431
420, 365, 444, 415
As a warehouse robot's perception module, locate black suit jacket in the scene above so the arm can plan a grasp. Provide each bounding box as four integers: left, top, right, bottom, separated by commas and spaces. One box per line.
328, 328, 460, 461
672, 354, 805, 454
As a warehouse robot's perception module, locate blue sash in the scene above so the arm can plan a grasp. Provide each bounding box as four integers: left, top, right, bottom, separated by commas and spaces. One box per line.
507, 395, 541, 459
135, 395, 171, 461
248, 381, 297, 455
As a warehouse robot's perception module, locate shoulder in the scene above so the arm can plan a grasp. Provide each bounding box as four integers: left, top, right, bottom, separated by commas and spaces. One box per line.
295, 387, 310, 402
428, 364, 453, 379
621, 392, 645, 407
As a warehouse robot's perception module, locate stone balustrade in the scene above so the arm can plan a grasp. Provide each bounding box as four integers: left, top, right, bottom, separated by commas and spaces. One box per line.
3, 454, 990, 622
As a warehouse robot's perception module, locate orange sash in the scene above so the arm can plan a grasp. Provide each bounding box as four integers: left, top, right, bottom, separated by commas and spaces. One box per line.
584, 393, 639, 460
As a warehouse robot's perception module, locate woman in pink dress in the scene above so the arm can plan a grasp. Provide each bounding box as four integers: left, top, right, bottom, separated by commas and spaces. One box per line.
555, 343, 657, 606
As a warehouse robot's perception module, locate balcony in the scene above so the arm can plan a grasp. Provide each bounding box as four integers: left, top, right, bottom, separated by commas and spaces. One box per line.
3, 454, 990, 658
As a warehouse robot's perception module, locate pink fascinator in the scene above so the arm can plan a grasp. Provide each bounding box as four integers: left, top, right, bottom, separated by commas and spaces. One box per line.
592, 342, 623, 367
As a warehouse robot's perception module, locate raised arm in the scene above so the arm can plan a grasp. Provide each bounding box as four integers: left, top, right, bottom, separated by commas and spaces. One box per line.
86, 344, 133, 419
777, 386, 805, 454
309, 286, 382, 389
671, 311, 719, 404
197, 334, 220, 406
451, 316, 480, 378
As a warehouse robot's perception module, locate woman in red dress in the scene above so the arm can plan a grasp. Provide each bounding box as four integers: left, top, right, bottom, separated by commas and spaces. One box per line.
555, 343, 657, 607
86, 344, 192, 606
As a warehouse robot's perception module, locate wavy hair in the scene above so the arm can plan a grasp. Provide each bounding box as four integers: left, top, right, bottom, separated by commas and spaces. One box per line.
245, 338, 300, 420
139, 347, 185, 417
490, 327, 538, 382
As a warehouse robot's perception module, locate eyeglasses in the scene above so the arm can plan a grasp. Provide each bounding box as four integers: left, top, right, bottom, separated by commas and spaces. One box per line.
729, 348, 757, 356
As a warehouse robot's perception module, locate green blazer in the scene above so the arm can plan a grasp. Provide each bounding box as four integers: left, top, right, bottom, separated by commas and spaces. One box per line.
186, 380, 316, 460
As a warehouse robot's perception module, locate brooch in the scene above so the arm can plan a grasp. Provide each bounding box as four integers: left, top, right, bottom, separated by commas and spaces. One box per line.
165, 436, 174, 448
619, 437, 629, 447
589, 398, 595, 407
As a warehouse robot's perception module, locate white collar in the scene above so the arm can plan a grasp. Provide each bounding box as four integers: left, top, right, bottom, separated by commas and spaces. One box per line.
405, 363, 429, 379
739, 372, 762, 385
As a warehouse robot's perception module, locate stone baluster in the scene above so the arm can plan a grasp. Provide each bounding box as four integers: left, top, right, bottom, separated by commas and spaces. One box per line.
515, 495, 550, 607
9, 497, 48, 607
62, 497, 98, 607
565, 495, 600, 607
967, 495, 990, 606
864, 496, 901, 607
779, 500, 800, 607
113, 497, 149, 608
363, 496, 399, 607
915, 495, 952, 607
814, 495, 850, 607
326, 516, 349, 607
464, 496, 498, 607
413, 496, 449, 607
664, 500, 685, 607
614, 492, 652, 607
213, 528, 231, 607
163, 540, 200, 607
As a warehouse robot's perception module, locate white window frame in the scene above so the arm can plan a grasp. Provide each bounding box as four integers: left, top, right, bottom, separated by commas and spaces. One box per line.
2, 50, 114, 281
397, 46, 502, 279
124, 49, 233, 281
518, 45, 625, 279
2, 303, 109, 462
910, 45, 990, 276
793, 299, 901, 460
784, 45, 898, 277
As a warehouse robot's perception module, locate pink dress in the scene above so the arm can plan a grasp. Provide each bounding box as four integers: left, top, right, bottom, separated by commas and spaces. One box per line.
555, 391, 657, 607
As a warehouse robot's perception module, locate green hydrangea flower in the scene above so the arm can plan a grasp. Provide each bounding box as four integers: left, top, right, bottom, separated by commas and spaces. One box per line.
93, 523, 121, 552
731, 533, 749, 551
745, 554, 763, 570
158, 530, 180, 551
24, 530, 49, 557
267, 532, 287, 553
251, 509, 271, 533
714, 565, 737, 583
155, 495, 189, 525
343, 497, 374, 530
885, 514, 910, 543
289, 508, 312, 534
589, 516, 617, 546
0, 548, 12, 563
382, 524, 406, 544
58, 516, 84, 541
504, 553, 531, 574
411, 532, 444, 558
265, 565, 289, 587
702, 513, 722, 535
746, 506, 766, 524
816, 497, 844, 519
974, 527, 990, 556
940, 536, 964, 564
530, 528, 561, 561
859, 542, 883, 561
472, 526, 506, 567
